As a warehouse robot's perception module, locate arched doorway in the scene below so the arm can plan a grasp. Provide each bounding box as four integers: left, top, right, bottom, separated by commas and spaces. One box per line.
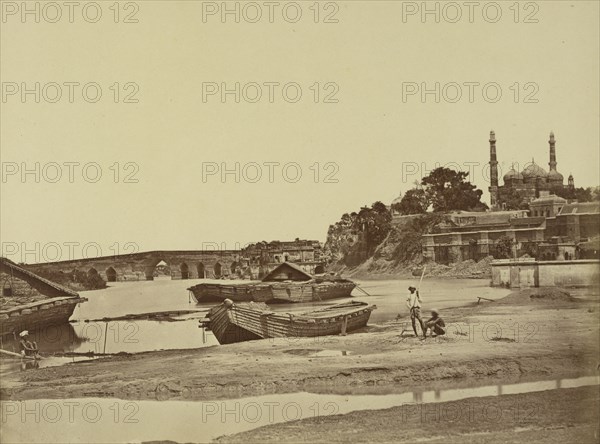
214, 262, 222, 278
180, 263, 189, 280
197, 263, 205, 279
230, 261, 238, 274
87, 268, 98, 278
314, 265, 325, 274
106, 267, 117, 282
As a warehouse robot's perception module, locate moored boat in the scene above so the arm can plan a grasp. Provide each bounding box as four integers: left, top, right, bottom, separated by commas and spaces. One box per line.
188, 262, 356, 304
188, 282, 273, 303
1, 258, 86, 337
200, 299, 376, 345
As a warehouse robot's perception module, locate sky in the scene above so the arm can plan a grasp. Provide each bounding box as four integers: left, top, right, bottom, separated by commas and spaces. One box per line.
1, 0, 599, 263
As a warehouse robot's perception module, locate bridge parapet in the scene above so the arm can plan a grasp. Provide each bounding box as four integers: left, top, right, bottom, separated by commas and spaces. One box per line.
25, 250, 243, 282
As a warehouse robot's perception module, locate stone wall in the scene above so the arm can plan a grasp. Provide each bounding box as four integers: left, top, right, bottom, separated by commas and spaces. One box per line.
491, 259, 600, 288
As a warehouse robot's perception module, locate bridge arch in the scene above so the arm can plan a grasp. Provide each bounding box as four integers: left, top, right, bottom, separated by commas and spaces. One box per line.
180, 263, 189, 280
214, 262, 222, 278
106, 267, 117, 282
197, 263, 205, 279
87, 267, 98, 278
145, 259, 169, 281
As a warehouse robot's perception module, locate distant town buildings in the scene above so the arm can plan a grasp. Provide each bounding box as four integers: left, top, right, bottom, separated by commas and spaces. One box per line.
422, 198, 600, 264
240, 239, 325, 277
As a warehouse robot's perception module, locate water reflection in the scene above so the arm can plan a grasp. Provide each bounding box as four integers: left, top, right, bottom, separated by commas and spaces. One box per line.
1, 376, 597, 444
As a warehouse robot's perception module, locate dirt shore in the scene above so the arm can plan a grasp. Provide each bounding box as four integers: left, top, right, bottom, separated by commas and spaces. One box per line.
1, 288, 598, 404
217, 386, 600, 443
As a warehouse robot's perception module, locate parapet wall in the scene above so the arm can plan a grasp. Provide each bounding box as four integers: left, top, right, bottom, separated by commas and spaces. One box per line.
491, 259, 600, 288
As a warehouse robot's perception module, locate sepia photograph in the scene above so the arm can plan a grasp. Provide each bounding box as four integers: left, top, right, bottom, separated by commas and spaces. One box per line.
1, 1, 599, 443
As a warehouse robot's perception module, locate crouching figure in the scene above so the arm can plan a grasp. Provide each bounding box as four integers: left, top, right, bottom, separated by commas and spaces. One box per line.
424, 309, 446, 338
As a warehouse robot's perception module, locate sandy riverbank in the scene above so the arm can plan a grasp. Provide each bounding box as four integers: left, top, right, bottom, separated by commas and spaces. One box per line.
1, 288, 598, 403
217, 386, 600, 443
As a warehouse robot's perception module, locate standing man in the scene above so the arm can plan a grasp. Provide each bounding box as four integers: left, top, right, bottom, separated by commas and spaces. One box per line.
406, 286, 425, 338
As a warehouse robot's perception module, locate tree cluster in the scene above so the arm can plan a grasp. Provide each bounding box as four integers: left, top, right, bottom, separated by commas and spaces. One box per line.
392, 167, 488, 215
325, 201, 392, 265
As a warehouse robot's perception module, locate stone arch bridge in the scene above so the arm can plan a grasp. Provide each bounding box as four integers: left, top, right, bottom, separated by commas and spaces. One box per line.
25, 250, 242, 282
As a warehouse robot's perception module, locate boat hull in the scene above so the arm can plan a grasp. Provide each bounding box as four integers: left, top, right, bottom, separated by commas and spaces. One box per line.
0, 297, 85, 337
189, 281, 356, 304
189, 283, 273, 303
203, 300, 376, 344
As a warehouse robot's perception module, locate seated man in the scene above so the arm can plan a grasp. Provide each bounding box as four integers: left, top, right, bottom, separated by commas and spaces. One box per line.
19, 331, 40, 358
424, 309, 446, 338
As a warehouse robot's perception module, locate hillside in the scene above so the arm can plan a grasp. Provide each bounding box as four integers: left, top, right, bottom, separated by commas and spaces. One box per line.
326, 213, 493, 280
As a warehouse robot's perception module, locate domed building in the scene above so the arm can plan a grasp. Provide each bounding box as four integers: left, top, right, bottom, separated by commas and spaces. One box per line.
488, 131, 573, 210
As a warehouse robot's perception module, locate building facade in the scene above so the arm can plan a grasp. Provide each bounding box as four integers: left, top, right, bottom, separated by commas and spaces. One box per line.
422, 196, 600, 264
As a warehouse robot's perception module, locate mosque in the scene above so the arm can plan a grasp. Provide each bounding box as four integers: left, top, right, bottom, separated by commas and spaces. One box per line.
420, 131, 598, 265
489, 131, 574, 209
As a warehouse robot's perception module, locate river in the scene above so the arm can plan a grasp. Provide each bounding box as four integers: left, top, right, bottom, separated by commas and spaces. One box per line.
2, 277, 513, 374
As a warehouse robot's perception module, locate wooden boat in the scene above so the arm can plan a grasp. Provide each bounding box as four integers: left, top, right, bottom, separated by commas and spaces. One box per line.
1, 258, 86, 337
188, 262, 356, 304
0, 297, 86, 337
201, 300, 376, 345
188, 282, 273, 303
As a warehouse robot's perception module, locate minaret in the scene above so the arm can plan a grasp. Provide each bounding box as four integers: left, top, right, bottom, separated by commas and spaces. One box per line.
568, 173, 574, 189
548, 131, 557, 172
488, 130, 499, 210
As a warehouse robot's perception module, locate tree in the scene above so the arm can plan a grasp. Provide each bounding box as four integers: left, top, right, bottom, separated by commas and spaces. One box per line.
393, 188, 429, 215
497, 187, 529, 210
357, 201, 392, 256
554, 186, 598, 202
421, 167, 488, 212
494, 235, 514, 259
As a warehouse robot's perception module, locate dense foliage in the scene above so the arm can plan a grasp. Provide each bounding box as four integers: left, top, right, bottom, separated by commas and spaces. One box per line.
32, 269, 107, 291
554, 186, 600, 202
394, 168, 488, 215
325, 201, 392, 266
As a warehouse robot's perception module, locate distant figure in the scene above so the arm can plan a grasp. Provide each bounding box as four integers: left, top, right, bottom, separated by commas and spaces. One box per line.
424, 309, 446, 338
406, 286, 425, 338
19, 331, 40, 359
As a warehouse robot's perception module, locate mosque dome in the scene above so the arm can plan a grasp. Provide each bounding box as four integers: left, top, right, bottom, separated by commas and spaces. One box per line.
503, 168, 523, 182
522, 162, 548, 179
547, 170, 564, 182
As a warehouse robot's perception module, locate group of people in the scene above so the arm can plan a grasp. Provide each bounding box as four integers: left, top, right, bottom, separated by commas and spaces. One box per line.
405, 286, 445, 339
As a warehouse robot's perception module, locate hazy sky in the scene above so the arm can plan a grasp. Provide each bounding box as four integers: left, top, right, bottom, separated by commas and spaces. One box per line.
1, 0, 599, 262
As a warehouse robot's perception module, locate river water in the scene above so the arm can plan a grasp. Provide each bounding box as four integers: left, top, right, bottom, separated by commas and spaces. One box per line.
2, 277, 596, 374
1, 277, 511, 364
1, 376, 598, 443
